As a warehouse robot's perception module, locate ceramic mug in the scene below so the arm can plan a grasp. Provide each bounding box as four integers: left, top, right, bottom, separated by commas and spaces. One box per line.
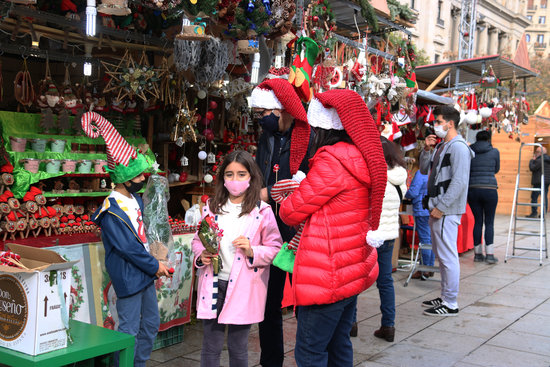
93, 160, 108, 173
10, 137, 27, 152
21, 158, 40, 173
45, 159, 61, 174
78, 160, 92, 173
62, 159, 77, 172
50, 139, 66, 153
30, 138, 47, 153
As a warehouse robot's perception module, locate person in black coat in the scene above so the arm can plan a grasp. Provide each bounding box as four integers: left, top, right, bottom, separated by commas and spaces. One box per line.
528, 145, 550, 218
249, 79, 313, 367
468, 130, 500, 264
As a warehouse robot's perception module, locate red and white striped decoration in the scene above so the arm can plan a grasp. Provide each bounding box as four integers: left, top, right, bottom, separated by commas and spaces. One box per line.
81, 111, 137, 169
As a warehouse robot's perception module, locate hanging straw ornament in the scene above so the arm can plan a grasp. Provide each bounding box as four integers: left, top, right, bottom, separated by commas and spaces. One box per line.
195, 38, 229, 84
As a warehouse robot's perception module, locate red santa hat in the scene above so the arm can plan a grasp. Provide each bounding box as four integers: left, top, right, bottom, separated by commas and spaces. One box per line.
23, 186, 43, 202
306, 89, 387, 238
0, 190, 14, 203
249, 79, 310, 175
0, 162, 14, 173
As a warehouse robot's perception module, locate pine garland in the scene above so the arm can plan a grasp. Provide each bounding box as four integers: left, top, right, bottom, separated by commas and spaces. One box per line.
386, 0, 417, 22
307, 0, 337, 52
184, 0, 219, 16
358, 0, 379, 32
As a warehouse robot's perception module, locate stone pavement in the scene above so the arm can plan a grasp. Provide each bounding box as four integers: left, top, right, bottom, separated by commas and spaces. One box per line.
147, 214, 550, 367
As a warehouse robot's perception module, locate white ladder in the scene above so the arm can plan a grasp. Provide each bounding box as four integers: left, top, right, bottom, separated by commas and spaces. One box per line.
505, 142, 548, 265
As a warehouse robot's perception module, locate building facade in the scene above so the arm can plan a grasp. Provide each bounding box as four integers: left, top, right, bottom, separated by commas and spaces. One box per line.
406, 0, 530, 63
525, 0, 550, 57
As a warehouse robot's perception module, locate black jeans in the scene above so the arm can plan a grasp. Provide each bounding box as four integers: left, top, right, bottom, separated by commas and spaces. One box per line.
468, 188, 498, 246
259, 265, 287, 367
531, 183, 550, 215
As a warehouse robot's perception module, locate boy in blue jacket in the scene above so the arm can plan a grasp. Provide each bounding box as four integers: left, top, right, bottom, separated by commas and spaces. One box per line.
82, 111, 171, 367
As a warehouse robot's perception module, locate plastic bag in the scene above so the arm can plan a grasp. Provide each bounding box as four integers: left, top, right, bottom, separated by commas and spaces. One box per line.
185, 204, 202, 226
142, 174, 175, 266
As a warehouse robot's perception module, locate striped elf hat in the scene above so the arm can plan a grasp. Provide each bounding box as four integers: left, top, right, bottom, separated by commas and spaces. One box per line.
81, 111, 149, 184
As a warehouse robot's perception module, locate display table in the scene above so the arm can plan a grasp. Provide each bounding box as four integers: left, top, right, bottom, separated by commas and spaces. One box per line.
0, 320, 134, 367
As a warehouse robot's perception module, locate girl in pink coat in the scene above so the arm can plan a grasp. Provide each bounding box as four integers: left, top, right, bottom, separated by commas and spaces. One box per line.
192, 150, 283, 367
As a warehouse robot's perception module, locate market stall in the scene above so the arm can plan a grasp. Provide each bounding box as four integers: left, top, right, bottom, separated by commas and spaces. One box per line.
1, 0, 539, 358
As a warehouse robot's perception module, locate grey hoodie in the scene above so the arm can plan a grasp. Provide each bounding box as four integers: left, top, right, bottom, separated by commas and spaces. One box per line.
420, 135, 475, 215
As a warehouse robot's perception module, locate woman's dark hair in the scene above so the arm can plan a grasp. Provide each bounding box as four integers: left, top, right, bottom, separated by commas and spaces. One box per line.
476, 130, 491, 142
380, 136, 406, 168
209, 150, 263, 217
310, 127, 353, 157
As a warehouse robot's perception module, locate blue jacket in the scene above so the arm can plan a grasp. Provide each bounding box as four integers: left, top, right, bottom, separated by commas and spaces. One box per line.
93, 195, 159, 298
256, 123, 313, 242
469, 140, 500, 189
405, 170, 429, 217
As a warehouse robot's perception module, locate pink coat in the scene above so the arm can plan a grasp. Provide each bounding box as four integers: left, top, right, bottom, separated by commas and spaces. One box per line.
192, 201, 283, 324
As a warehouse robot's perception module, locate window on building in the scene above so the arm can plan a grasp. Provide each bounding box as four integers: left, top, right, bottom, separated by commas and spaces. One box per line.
527, 15, 533, 21
410, 0, 415, 9
537, 34, 544, 44
527, 0, 534, 9
542, 0, 547, 9
434, 54, 440, 63
437, 0, 443, 20
539, 16, 546, 24
526, 34, 531, 42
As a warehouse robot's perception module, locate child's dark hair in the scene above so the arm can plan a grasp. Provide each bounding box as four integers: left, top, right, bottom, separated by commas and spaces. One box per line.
310, 127, 353, 157
380, 136, 406, 168
209, 150, 263, 217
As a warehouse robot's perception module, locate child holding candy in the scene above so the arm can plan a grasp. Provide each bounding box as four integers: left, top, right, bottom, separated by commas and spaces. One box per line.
192, 150, 282, 367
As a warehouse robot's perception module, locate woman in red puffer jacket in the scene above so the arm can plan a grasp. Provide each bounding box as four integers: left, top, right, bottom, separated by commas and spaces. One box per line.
279, 89, 387, 367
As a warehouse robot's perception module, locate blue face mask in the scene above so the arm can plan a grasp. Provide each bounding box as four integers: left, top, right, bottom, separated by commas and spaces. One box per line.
259, 113, 280, 134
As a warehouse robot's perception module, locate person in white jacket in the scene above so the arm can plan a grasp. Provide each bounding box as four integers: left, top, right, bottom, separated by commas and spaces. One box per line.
370, 136, 408, 342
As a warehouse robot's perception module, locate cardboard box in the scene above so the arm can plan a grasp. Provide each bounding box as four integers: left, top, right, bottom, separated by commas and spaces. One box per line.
0, 243, 76, 356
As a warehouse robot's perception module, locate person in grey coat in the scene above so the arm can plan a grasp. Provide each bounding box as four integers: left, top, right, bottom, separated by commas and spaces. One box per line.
419, 105, 474, 317
468, 130, 500, 264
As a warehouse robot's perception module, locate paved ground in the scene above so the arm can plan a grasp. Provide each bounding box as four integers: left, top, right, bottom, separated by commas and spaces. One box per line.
148, 214, 550, 367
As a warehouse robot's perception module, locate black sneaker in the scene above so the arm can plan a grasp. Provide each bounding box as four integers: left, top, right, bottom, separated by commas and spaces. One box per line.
421, 297, 443, 308
423, 304, 459, 316
474, 254, 485, 262
527, 213, 538, 218
485, 254, 498, 264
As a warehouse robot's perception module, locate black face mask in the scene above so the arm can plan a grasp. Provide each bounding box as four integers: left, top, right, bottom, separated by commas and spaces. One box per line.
259, 113, 280, 134
124, 180, 144, 194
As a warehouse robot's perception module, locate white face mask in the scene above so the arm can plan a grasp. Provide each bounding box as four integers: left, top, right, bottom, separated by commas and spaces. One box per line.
434, 124, 448, 138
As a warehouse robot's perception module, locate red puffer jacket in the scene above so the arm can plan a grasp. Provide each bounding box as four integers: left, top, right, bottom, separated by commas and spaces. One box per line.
280, 142, 379, 306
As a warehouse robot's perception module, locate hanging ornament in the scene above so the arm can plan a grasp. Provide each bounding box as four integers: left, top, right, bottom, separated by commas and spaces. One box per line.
179, 171, 188, 182
180, 155, 189, 166
209, 101, 218, 110
197, 90, 207, 99
206, 111, 215, 120
204, 128, 215, 142
201, 194, 209, 203
198, 150, 208, 160
204, 174, 214, 183
207, 152, 216, 164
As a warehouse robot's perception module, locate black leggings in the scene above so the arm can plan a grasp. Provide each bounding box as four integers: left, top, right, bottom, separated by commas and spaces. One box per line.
468, 187, 498, 246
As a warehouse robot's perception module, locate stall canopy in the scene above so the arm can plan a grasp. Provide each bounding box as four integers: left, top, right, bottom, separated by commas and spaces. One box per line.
415, 55, 539, 93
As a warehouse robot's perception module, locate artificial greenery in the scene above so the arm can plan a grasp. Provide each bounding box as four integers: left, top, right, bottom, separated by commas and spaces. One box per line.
357, 0, 379, 32
227, 0, 271, 38
309, 0, 337, 52
184, 0, 219, 16
386, 0, 418, 22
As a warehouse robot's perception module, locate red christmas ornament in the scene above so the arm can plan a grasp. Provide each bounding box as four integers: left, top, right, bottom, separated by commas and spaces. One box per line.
195, 113, 201, 121
206, 111, 215, 120
313, 15, 319, 22
204, 128, 215, 142
201, 194, 209, 204
209, 101, 218, 110
179, 171, 188, 182
273, 164, 280, 172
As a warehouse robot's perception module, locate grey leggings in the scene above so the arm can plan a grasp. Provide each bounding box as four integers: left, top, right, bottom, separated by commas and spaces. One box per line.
200, 279, 252, 367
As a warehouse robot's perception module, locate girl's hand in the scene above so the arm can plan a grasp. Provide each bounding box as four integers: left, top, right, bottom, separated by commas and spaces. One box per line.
200, 250, 214, 265
233, 235, 253, 258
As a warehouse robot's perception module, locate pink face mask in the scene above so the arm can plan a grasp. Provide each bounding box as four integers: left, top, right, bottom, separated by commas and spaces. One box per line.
224, 179, 250, 197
